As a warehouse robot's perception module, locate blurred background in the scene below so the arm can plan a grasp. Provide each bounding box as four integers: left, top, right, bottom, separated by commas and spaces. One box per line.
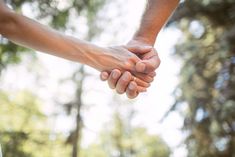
0, 0, 235, 157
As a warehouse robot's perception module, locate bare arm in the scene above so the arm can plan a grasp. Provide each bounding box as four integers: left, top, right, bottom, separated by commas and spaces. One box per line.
0, 3, 97, 66
0, 1, 152, 97
133, 0, 180, 45
101, 0, 180, 98
0, 2, 139, 73
127, 0, 180, 72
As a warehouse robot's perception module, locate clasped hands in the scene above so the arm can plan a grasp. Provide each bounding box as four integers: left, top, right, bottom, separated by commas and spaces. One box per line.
94, 39, 160, 99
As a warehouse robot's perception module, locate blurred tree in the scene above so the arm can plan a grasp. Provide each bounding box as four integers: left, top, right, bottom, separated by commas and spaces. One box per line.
80, 112, 171, 157
96, 95, 171, 157
61, 1, 107, 157
64, 66, 85, 157
0, 90, 70, 157
167, 0, 235, 157
0, 0, 107, 73
0, 1, 107, 157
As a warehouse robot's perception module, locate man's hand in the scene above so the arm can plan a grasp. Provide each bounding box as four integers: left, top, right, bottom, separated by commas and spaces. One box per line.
126, 39, 161, 74
99, 0, 179, 99
93, 45, 155, 83
100, 39, 160, 99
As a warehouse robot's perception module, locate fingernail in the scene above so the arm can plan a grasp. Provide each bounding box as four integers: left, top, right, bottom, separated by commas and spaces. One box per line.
112, 72, 119, 79
129, 83, 135, 90
102, 73, 108, 79
101, 75, 106, 80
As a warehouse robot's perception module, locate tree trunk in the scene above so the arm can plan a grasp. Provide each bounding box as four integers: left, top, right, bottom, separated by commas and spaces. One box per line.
72, 66, 85, 157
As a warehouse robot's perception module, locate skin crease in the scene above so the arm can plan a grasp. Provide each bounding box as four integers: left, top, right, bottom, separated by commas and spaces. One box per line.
101, 0, 180, 99
0, 1, 153, 90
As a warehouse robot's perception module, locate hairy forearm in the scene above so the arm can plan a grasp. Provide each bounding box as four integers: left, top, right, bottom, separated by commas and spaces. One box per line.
134, 0, 180, 45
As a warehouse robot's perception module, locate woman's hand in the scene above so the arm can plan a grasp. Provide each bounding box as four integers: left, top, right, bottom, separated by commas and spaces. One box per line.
100, 39, 160, 99
89, 45, 154, 84
89, 45, 140, 72
126, 39, 161, 74
100, 69, 156, 99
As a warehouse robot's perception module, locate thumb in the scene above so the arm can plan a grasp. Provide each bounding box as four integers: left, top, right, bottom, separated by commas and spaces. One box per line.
125, 45, 153, 54
135, 54, 161, 73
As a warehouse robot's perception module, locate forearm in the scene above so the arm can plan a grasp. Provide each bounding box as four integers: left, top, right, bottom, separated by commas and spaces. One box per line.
0, 8, 138, 73
0, 5, 98, 67
134, 0, 180, 45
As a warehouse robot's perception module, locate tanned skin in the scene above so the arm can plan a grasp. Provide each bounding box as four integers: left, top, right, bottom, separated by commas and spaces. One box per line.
0, 0, 179, 99
101, 0, 180, 98
0, 0, 157, 97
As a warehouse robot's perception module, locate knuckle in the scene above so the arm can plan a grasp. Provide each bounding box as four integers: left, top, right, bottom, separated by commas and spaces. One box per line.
123, 61, 132, 70
125, 71, 132, 77
142, 76, 152, 83
130, 55, 139, 61
113, 69, 121, 73
146, 77, 153, 83
145, 83, 151, 88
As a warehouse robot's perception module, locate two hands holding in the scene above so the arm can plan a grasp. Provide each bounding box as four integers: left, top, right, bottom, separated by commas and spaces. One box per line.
0, 2, 160, 99
96, 39, 160, 99
0, 0, 179, 99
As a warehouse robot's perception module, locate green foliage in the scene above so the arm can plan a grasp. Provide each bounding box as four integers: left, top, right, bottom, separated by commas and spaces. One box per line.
80, 144, 108, 157
0, 0, 107, 73
1, 0, 108, 156
0, 40, 29, 73
51, 10, 70, 29
0, 0, 107, 157
0, 90, 69, 157
169, 0, 235, 156
87, 113, 171, 157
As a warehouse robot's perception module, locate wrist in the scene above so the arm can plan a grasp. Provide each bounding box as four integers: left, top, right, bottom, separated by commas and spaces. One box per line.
128, 37, 155, 48
79, 44, 121, 72
82, 45, 137, 73
74, 42, 104, 70
131, 35, 156, 46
